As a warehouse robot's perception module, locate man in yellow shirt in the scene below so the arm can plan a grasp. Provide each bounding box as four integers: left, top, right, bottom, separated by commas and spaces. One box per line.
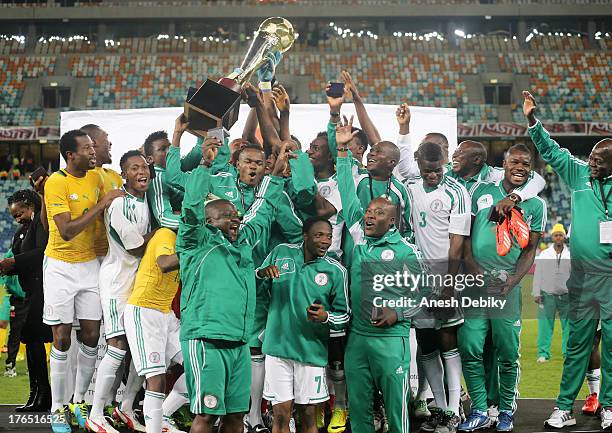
80, 124, 124, 259
43, 129, 123, 433
124, 227, 186, 433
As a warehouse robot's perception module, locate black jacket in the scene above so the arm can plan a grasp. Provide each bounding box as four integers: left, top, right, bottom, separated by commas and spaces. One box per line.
10, 211, 48, 295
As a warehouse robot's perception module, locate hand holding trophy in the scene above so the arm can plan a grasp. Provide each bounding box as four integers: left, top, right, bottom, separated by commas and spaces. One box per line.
184, 17, 295, 138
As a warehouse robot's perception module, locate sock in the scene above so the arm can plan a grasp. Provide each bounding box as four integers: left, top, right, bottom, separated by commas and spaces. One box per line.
421, 350, 447, 410
247, 355, 265, 427
442, 349, 463, 416
90, 346, 126, 418
121, 361, 145, 412
144, 390, 164, 433
107, 357, 126, 406
416, 346, 430, 401
50, 347, 69, 412
163, 373, 189, 418
73, 343, 98, 402
587, 369, 601, 395
329, 367, 347, 410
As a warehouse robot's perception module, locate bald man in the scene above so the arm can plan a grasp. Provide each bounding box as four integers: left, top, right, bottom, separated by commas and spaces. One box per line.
335, 130, 426, 433
522, 91, 612, 431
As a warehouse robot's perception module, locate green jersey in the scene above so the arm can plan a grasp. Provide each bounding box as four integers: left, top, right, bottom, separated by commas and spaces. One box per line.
176, 166, 283, 343
529, 120, 612, 275
337, 156, 425, 337
258, 243, 349, 366
471, 179, 547, 273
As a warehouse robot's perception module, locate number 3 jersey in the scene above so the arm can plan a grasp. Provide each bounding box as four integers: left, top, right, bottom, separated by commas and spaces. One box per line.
99, 189, 151, 300
405, 175, 471, 265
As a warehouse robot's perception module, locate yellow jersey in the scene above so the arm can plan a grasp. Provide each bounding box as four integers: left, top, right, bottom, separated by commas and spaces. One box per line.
128, 228, 179, 312
44, 168, 104, 263
93, 167, 123, 257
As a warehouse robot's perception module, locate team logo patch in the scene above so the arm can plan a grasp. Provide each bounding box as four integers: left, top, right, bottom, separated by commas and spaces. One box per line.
204, 395, 218, 409
381, 249, 395, 261
69, 193, 79, 201
319, 185, 331, 198
430, 199, 444, 212
45, 305, 53, 318
149, 352, 160, 363
314, 273, 328, 286
477, 194, 493, 211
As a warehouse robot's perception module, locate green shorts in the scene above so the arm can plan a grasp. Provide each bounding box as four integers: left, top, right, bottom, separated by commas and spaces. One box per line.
181, 339, 251, 415
0, 294, 10, 321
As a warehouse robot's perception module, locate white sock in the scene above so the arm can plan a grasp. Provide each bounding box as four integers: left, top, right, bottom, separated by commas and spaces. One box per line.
248, 355, 265, 427
107, 357, 126, 406
50, 347, 69, 412
90, 346, 126, 418
144, 390, 164, 433
416, 346, 430, 401
442, 349, 462, 416
73, 343, 98, 402
163, 374, 189, 418
587, 369, 600, 395
330, 368, 347, 410
421, 350, 447, 410
120, 361, 145, 412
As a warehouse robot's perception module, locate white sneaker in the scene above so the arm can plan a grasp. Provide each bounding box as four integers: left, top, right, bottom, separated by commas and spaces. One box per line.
537, 356, 547, 363
113, 407, 146, 432
487, 405, 499, 424
544, 408, 576, 428
3, 366, 17, 377
601, 408, 612, 430
85, 416, 120, 433
289, 418, 296, 433
162, 416, 187, 433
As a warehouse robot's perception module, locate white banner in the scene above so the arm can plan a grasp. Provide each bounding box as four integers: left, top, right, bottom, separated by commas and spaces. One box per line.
61, 104, 457, 172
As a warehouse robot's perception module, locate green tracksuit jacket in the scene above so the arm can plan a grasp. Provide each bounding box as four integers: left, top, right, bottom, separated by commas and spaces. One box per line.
176, 165, 283, 343
258, 242, 350, 366
529, 120, 612, 410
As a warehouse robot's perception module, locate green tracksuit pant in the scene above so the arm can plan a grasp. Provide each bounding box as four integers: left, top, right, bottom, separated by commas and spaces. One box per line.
458, 287, 521, 413
557, 273, 612, 410
483, 330, 500, 407
345, 333, 411, 433
537, 292, 569, 360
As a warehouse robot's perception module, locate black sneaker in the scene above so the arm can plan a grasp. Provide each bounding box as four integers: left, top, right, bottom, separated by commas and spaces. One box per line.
421, 407, 444, 432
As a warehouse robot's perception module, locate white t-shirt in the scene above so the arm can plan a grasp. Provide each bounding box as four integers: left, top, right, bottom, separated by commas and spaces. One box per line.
99, 189, 151, 300
532, 244, 571, 297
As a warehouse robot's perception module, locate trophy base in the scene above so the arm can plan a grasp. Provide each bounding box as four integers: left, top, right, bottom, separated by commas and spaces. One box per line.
184, 79, 241, 137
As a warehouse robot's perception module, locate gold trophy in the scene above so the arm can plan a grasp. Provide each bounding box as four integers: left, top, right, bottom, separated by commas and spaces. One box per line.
184, 17, 295, 138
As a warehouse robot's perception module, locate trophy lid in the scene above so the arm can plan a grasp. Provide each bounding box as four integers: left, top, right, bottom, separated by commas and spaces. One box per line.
258, 17, 295, 53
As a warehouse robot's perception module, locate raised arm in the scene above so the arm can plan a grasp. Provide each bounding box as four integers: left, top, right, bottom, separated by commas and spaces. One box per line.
394, 103, 420, 181
523, 90, 588, 189
342, 70, 381, 145
242, 108, 262, 147
273, 85, 291, 142
245, 83, 281, 156
336, 116, 365, 235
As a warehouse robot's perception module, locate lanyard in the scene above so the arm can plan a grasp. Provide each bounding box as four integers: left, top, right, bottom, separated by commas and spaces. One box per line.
236, 180, 259, 214
368, 176, 392, 201
594, 177, 612, 218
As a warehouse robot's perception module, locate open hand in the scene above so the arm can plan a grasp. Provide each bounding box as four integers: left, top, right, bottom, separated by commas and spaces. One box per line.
272, 85, 290, 113
335, 115, 358, 148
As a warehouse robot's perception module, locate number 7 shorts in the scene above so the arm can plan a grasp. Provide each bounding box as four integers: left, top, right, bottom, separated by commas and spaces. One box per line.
42, 256, 102, 325
263, 355, 329, 406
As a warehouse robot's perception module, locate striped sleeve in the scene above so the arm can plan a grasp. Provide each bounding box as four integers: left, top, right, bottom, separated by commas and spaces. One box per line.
446, 178, 471, 236
151, 171, 180, 230
324, 257, 351, 330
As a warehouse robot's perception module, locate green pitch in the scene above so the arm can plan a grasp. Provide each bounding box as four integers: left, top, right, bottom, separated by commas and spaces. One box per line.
0, 276, 591, 404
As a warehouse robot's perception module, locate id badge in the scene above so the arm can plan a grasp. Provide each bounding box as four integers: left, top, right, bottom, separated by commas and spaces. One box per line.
600, 220, 612, 244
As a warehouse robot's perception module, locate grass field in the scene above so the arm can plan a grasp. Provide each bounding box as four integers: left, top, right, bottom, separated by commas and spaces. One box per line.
0, 276, 590, 404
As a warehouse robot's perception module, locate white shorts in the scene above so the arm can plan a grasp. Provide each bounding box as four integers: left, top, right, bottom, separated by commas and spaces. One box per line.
43, 256, 102, 325
124, 304, 182, 379
102, 297, 127, 339
263, 355, 329, 406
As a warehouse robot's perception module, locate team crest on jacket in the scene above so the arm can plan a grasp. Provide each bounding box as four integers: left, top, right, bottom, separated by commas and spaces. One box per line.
381, 249, 394, 261
314, 273, 328, 286
149, 352, 160, 363
204, 395, 218, 409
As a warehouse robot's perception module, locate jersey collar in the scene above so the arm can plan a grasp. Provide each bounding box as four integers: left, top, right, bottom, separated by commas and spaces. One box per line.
366, 226, 402, 246
121, 186, 145, 203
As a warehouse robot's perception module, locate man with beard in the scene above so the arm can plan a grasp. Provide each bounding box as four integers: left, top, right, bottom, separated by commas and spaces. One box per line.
257, 217, 349, 433
459, 144, 546, 432
176, 140, 293, 433
522, 91, 612, 431
336, 118, 424, 433
43, 130, 123, 433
